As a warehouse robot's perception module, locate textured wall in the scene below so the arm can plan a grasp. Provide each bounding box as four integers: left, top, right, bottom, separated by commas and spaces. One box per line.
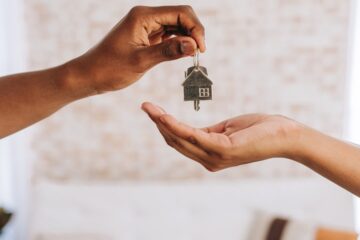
25, 0, 350, 182
22, 0, 354, 239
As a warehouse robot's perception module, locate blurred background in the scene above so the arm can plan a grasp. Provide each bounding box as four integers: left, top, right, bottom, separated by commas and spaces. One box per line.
0, 0, 359, 239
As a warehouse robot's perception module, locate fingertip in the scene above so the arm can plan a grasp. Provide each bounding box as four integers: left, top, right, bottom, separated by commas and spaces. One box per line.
141, 102, 167, 121
200, 39, 206, 53
141, 102, 157, 115
190, 36, 204, 53
191, 27, 206, 53
141, 102, 151, 111
180, 38, 197, 56
194, 36, 206, 53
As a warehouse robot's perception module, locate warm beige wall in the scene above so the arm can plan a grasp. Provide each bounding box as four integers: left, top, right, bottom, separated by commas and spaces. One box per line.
25, 0, 350, 182
22, 1, 355, 239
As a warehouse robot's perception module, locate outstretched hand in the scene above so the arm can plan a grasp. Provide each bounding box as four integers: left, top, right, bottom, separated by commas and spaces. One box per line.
142, 102, 301, 171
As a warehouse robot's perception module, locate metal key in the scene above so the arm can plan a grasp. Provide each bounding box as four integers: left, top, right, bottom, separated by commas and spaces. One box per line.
182, 50, 213, 111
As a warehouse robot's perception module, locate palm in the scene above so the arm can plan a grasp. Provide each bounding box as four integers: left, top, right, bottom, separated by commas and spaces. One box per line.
143, 102, 298, 171
201, 115, 294, 165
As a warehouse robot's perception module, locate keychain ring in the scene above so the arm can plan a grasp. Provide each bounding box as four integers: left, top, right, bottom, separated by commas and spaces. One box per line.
193, 49, 200, 68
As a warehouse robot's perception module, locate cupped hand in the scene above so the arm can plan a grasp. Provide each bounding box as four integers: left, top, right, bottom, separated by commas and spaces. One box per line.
68, 5, 205, 94
142, 102, 302, 171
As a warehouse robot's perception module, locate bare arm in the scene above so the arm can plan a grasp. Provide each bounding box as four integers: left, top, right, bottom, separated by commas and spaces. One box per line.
142, 102, 360, 196
0, 5, 205, 138
295, 127, 360, 196
0, 64, 87, 137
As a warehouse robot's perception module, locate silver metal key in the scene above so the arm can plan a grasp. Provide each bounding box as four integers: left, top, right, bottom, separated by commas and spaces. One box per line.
182, 50, 213, 111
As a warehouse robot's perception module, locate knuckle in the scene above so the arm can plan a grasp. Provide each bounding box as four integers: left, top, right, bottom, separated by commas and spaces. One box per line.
164, 138, 173, 147
179, 5, 193, 12
170, 137, 179, 146
129, 6, 146, 15
127, 6, 147, 21
188, 136, 197, 145
164, 136, 178, 147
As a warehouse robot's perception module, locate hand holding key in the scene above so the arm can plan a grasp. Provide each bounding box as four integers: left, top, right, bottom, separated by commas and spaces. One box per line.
68, 5, 206, 94
0, 5, 206, 138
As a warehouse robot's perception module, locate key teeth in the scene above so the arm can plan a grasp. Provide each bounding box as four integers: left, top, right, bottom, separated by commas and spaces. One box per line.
194, 100, 200, 111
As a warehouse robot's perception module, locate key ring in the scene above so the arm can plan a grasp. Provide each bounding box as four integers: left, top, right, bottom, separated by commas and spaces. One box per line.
193, 49, 200, 68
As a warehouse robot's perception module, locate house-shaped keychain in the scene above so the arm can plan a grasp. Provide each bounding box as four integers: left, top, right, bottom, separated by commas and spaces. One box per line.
182, 52, 213, 111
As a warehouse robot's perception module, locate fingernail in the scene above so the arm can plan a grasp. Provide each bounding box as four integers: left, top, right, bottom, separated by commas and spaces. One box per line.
180, 41, 194, 55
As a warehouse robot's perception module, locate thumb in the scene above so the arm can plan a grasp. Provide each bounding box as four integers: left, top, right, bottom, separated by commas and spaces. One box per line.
139, 36, 197, 68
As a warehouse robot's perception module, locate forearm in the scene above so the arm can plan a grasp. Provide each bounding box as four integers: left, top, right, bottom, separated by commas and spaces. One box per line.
293, 126, 360, 196
0, 6, 203, 138
0, 61, 94, 138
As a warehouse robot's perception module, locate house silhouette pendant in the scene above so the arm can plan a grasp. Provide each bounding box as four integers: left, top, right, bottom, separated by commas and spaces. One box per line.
182, 51, 213, 111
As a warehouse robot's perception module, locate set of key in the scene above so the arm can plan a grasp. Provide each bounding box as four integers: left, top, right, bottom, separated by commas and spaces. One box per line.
182, 50, 213, 111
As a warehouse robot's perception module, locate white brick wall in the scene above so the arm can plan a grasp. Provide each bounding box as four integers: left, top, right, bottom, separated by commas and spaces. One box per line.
21, 0, 354, 239
26, 0, 351, 181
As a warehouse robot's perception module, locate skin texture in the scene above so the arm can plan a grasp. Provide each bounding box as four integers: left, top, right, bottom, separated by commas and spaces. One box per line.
0, 5, 205, 138
142, 102, 360, 197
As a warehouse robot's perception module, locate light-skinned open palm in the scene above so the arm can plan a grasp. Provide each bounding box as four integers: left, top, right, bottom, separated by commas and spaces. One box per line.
141, 102, 301, 171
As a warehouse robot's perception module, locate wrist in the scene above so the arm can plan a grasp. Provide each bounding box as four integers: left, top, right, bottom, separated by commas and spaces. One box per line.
286, 122, 318, 165
56, 58, 99, 100
280, 118, 312, 163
